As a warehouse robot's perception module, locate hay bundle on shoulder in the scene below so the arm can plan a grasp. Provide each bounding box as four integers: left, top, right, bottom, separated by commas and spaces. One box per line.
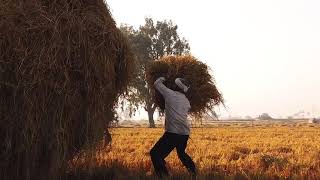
0, 0, 134, 179
146, 55, 223, 116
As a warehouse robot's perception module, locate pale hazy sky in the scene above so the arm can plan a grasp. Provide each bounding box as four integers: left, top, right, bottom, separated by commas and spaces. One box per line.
108, 0, 320, 118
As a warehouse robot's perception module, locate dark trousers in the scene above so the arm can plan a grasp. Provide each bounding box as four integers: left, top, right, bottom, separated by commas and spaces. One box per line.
150, 132, 196, 178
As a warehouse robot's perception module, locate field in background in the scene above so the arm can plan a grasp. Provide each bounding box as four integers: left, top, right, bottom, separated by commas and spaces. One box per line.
69, 121, 320, 179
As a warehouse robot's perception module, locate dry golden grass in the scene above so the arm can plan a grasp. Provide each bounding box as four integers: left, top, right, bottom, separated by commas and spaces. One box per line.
69, 122, 320, 179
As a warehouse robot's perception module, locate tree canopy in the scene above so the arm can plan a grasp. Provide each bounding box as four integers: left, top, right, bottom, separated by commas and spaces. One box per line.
120, 18, 190, 127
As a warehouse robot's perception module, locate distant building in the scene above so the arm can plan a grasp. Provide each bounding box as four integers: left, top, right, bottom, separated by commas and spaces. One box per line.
257, 113, 273, 120
290, 111, 312, 119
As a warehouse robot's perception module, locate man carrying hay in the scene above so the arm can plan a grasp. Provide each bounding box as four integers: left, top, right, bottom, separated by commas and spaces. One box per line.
150, 77, 196, 178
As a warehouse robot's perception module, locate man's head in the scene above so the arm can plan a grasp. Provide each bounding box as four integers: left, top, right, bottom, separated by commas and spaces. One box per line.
172, 78, 190, 94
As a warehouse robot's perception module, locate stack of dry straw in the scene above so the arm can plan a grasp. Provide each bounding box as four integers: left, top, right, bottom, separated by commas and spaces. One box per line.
0, 0, 134, 179
146, 55, 223, 116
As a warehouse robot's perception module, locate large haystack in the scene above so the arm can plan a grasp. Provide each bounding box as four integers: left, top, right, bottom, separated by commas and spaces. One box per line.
0, 0, 134, 179
146, 55, 223, 115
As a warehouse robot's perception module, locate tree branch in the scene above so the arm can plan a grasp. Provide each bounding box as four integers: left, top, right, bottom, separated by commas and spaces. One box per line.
151, 104, 157, 111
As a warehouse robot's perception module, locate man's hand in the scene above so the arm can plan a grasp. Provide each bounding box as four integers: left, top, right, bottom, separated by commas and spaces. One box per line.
154, 77, 166, 85
175, 78, 190, 93
158, 77, 166, 82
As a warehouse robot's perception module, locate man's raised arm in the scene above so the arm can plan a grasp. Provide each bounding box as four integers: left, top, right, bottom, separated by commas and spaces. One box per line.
154, 77, 174, 100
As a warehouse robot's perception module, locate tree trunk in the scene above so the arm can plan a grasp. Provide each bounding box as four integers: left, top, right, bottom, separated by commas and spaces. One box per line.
147, 107, 156, 128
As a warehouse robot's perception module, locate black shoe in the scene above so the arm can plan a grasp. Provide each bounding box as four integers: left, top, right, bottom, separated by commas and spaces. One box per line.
156, 171, 169, 179
190, 172, 197, 180
188, 167, 197, 175
187, 167, 197, 179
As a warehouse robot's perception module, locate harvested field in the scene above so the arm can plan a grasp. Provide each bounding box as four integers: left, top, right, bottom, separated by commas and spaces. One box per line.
69, 121, 320, 179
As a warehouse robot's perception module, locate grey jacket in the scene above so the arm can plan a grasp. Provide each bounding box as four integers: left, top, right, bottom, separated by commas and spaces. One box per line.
154, 77, 191, 135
